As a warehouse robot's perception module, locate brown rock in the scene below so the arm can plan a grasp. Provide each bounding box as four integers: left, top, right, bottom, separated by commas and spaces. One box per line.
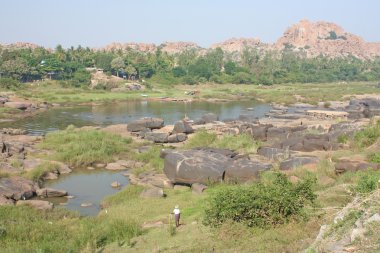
0, 196, 14, 205
16, 200, 53, 210
105, 163, 126, 171
192, 183, 207, 194
140, 187, 164, 198
0, 176, 38, 200
36, 188, 67, 198
111, 181, 121, 188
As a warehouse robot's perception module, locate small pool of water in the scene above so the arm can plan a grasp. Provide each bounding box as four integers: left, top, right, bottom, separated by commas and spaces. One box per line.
44, 169, 129, 216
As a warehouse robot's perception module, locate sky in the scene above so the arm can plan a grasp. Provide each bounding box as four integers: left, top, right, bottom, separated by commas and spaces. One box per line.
0, 0, 379, 48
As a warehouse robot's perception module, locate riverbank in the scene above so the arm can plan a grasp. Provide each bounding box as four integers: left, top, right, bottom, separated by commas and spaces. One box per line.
1, 82, 380, 252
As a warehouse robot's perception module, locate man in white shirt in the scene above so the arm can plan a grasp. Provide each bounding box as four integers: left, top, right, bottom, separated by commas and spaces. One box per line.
172, 205, 181, 227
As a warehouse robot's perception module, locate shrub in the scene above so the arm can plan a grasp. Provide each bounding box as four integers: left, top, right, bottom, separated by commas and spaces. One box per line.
355, 169, 380, 194
0, 78, 21, 90
39, 126, 131, 167
204, 173, 316, 227
368, 153, 380, 164
354, 120, 380, 148
337, 134, 349, 144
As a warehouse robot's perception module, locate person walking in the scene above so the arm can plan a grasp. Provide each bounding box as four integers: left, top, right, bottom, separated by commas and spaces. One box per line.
172, 205, 181, 227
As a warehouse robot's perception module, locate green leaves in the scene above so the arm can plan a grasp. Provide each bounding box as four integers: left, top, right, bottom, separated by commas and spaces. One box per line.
204, 173, 316, 228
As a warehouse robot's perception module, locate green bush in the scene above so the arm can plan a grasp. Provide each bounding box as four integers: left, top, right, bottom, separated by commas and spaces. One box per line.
337, 134, 349, 144
354, 120, 380, 148
204, 173, 316, 227
368, 153, 380, 164
0, 78, 21, 90
355, 169, 380, 194
39, 126, 131, 167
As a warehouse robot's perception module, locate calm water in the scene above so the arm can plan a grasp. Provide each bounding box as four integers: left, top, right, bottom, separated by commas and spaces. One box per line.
44, 169, 129, 216
5, 99, 270, 215
0, 99, 271, 135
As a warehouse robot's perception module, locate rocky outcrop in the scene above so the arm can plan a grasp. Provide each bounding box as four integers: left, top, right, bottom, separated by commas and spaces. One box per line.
162, 148, 270, 185
210, 38, 264, 53
275, 19, 380, 59
0, 176, 39, 201
335, 159, 380, 174
346, 98, 380, 119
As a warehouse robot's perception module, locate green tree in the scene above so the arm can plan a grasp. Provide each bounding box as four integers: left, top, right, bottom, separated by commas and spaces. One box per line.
111, 57, 125, 77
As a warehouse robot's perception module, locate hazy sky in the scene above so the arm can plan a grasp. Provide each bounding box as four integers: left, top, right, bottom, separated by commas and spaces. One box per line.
1, 0, 379, 48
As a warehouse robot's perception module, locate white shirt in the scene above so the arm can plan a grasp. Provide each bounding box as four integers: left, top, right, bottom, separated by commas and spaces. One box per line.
173, 208, 180, 215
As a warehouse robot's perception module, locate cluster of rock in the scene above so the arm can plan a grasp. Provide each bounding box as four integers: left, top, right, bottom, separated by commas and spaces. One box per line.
127, 117, 194, 143
0, 95, 52, 112
0, 176, 66, 210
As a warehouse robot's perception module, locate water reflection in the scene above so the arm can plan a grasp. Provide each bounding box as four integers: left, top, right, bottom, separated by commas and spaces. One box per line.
0, 100, 271, 135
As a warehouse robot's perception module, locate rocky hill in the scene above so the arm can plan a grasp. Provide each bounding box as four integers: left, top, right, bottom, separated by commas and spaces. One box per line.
275, 19, 380, 59
2, 20, 380, 59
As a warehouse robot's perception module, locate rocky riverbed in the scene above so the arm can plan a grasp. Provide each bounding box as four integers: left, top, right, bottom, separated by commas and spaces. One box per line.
1, 95, 380, 214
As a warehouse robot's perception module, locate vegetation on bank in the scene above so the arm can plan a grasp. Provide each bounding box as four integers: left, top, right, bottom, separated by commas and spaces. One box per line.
184, 131, 260, 154
38, 125, 132, 167
1, 44, 380, 90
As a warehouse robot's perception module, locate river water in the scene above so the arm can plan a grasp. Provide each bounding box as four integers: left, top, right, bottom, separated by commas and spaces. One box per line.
2, 99, 271, 215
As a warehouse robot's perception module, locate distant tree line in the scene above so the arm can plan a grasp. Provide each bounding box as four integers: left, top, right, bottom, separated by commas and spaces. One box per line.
0, 44, 380, 89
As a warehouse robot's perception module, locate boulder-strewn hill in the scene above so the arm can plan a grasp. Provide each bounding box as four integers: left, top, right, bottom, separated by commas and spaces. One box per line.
2, 20, 380, 59
275, 19, 380, 59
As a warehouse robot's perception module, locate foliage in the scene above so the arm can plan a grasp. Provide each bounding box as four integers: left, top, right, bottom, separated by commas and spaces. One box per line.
354, 169, 380, 194
184, 131, 259, 154
354, 120, 380, 148
39, 126, 131, 167
337, 133, 349, 144
368, 153, 380, 164
2, 43, 380, 86
0, 205, 141, 252
24, 161, 60, 181
0, 77, 21, 89
204, 173, 317, 227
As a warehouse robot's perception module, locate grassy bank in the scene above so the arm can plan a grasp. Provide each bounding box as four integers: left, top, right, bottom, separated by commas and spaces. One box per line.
9, 80, 380, 105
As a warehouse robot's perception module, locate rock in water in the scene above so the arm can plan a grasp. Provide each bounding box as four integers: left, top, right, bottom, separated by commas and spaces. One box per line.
36, 188, 68, 198
111, 181, 121, 188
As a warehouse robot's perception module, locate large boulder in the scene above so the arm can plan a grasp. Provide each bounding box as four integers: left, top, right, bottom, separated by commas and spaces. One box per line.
224, 158, 271, 183
4, 102, 32, 110
162, 148, 269, 185
280, 156, 320, 170
172, 120, 194, 134
127, 117, 164, 132
0, 176, 38, 200
16, 200, 53, 210
36, 188, 68, 198
163, 149, 231, 184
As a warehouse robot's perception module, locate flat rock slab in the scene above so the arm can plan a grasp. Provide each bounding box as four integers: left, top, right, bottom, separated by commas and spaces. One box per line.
127, 117, 164, 132
140, 187, 164, 198
335, 159, 380, 173
105, 163, 126, 170
280, 156, 320, 170
4, 102, 32, 110
16, 200, 53, 210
